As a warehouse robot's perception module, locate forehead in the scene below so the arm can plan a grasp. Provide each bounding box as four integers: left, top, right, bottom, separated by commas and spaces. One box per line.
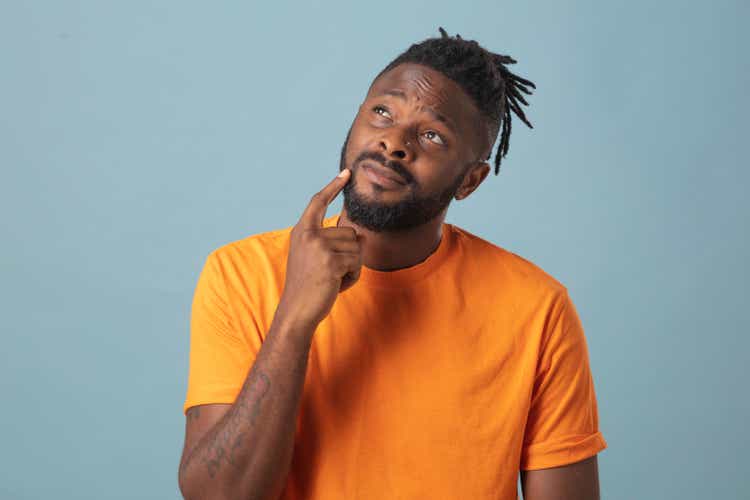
368, 63, 472, 111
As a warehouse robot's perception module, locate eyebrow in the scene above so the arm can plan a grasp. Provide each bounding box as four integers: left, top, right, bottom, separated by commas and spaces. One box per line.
378, 89, 458, 135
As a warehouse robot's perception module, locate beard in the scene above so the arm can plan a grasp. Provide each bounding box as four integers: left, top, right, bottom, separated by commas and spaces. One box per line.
338, 126, 466, 232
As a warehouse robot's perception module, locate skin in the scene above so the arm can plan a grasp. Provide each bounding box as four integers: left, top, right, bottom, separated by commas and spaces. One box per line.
521, 456, 601, 500
178, 62, 601, 499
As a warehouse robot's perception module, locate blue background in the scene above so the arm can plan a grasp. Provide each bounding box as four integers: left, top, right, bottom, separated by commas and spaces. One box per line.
2, 1, 747, 498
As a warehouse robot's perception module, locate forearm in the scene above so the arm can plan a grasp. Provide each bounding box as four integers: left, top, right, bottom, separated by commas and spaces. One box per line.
179, 311, 316, 500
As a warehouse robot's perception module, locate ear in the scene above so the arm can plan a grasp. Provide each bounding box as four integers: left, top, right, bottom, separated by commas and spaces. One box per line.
455, 162, 490, 200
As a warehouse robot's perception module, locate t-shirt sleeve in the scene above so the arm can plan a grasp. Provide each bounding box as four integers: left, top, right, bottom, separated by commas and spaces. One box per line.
182, 250, 260, 415
519, 288, 608, 471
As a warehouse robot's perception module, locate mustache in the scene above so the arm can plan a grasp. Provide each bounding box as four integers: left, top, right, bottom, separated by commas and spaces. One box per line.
354, 151, 412, 184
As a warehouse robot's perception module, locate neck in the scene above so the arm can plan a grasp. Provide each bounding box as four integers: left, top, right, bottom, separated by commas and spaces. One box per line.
336, 208, 445, 272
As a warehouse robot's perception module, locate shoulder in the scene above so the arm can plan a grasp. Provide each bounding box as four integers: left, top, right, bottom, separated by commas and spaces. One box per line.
200, 222, 296, 289
448, 223, 568, 297
209, 222, 294, 263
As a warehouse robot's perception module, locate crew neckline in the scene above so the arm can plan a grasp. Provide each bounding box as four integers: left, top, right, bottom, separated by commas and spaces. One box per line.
322, 213, 455, 288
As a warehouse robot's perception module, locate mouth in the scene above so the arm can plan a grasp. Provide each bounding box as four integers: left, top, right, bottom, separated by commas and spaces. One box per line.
360, 162, 407, 188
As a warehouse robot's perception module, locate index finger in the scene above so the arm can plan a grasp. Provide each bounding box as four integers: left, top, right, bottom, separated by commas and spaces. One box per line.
298, 168, 351, 228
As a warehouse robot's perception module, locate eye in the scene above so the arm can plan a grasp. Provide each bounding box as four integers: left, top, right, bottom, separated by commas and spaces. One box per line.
423, 130, 446, 145
372, 105, 392, 119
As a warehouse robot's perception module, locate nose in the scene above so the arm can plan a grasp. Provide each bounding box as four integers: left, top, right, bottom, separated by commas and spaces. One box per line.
378, 129, 414, 162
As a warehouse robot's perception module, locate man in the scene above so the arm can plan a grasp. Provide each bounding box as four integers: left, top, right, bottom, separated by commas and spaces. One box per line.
178, 27, 607, 500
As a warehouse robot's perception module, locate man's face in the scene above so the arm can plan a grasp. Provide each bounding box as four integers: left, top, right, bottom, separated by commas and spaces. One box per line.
338, 62, 489, 232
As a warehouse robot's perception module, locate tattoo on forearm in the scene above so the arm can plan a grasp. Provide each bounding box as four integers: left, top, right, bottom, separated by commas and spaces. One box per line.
180, 406, 203, 474
181, 370, 271, 479
221, 371, 270, 470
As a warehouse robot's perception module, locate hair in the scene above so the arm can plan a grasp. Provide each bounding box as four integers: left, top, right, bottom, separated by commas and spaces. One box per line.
374, 27, 536, 175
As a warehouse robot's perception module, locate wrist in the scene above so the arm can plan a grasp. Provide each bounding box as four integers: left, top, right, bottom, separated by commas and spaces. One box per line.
272, 300, 317, 343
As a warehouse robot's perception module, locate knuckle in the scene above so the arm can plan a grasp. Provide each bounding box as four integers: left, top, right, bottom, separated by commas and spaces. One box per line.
337, 260, 350, 275
322, 251, 336, 268
301, 228, 317, 242
340, 255, 353, 270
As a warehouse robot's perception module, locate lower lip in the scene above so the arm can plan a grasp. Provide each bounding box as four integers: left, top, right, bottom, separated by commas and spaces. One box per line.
362, 165, 406, 189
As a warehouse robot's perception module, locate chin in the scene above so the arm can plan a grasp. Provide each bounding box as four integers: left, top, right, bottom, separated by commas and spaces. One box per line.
352, 186, 405, 207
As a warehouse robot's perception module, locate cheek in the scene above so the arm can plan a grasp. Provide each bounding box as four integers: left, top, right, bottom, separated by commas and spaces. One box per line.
413, 160, 463, 191
349, 117, 370, 141
345, 124, 369, 162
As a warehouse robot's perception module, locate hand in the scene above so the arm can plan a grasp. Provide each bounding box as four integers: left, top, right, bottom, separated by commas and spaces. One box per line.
276, 169, 362, 330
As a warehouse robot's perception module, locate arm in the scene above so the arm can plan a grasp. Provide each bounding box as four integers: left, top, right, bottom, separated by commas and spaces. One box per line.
519, 288, 607, 492
178, 168, 361, 500
520, 455, 601, 500
178, 312, 316, 500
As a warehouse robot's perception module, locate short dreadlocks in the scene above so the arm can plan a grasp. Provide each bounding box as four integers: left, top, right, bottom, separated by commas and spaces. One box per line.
374, 27, 536, 175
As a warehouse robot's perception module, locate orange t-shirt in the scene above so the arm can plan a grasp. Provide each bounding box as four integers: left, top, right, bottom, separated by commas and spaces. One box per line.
183, 213, 607, 499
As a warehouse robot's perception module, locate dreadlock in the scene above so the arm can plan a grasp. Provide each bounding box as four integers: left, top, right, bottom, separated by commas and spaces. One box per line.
374, 27, 536, 175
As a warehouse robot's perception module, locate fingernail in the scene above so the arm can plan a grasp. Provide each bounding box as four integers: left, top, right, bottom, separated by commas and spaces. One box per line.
337, 169, 349, 178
